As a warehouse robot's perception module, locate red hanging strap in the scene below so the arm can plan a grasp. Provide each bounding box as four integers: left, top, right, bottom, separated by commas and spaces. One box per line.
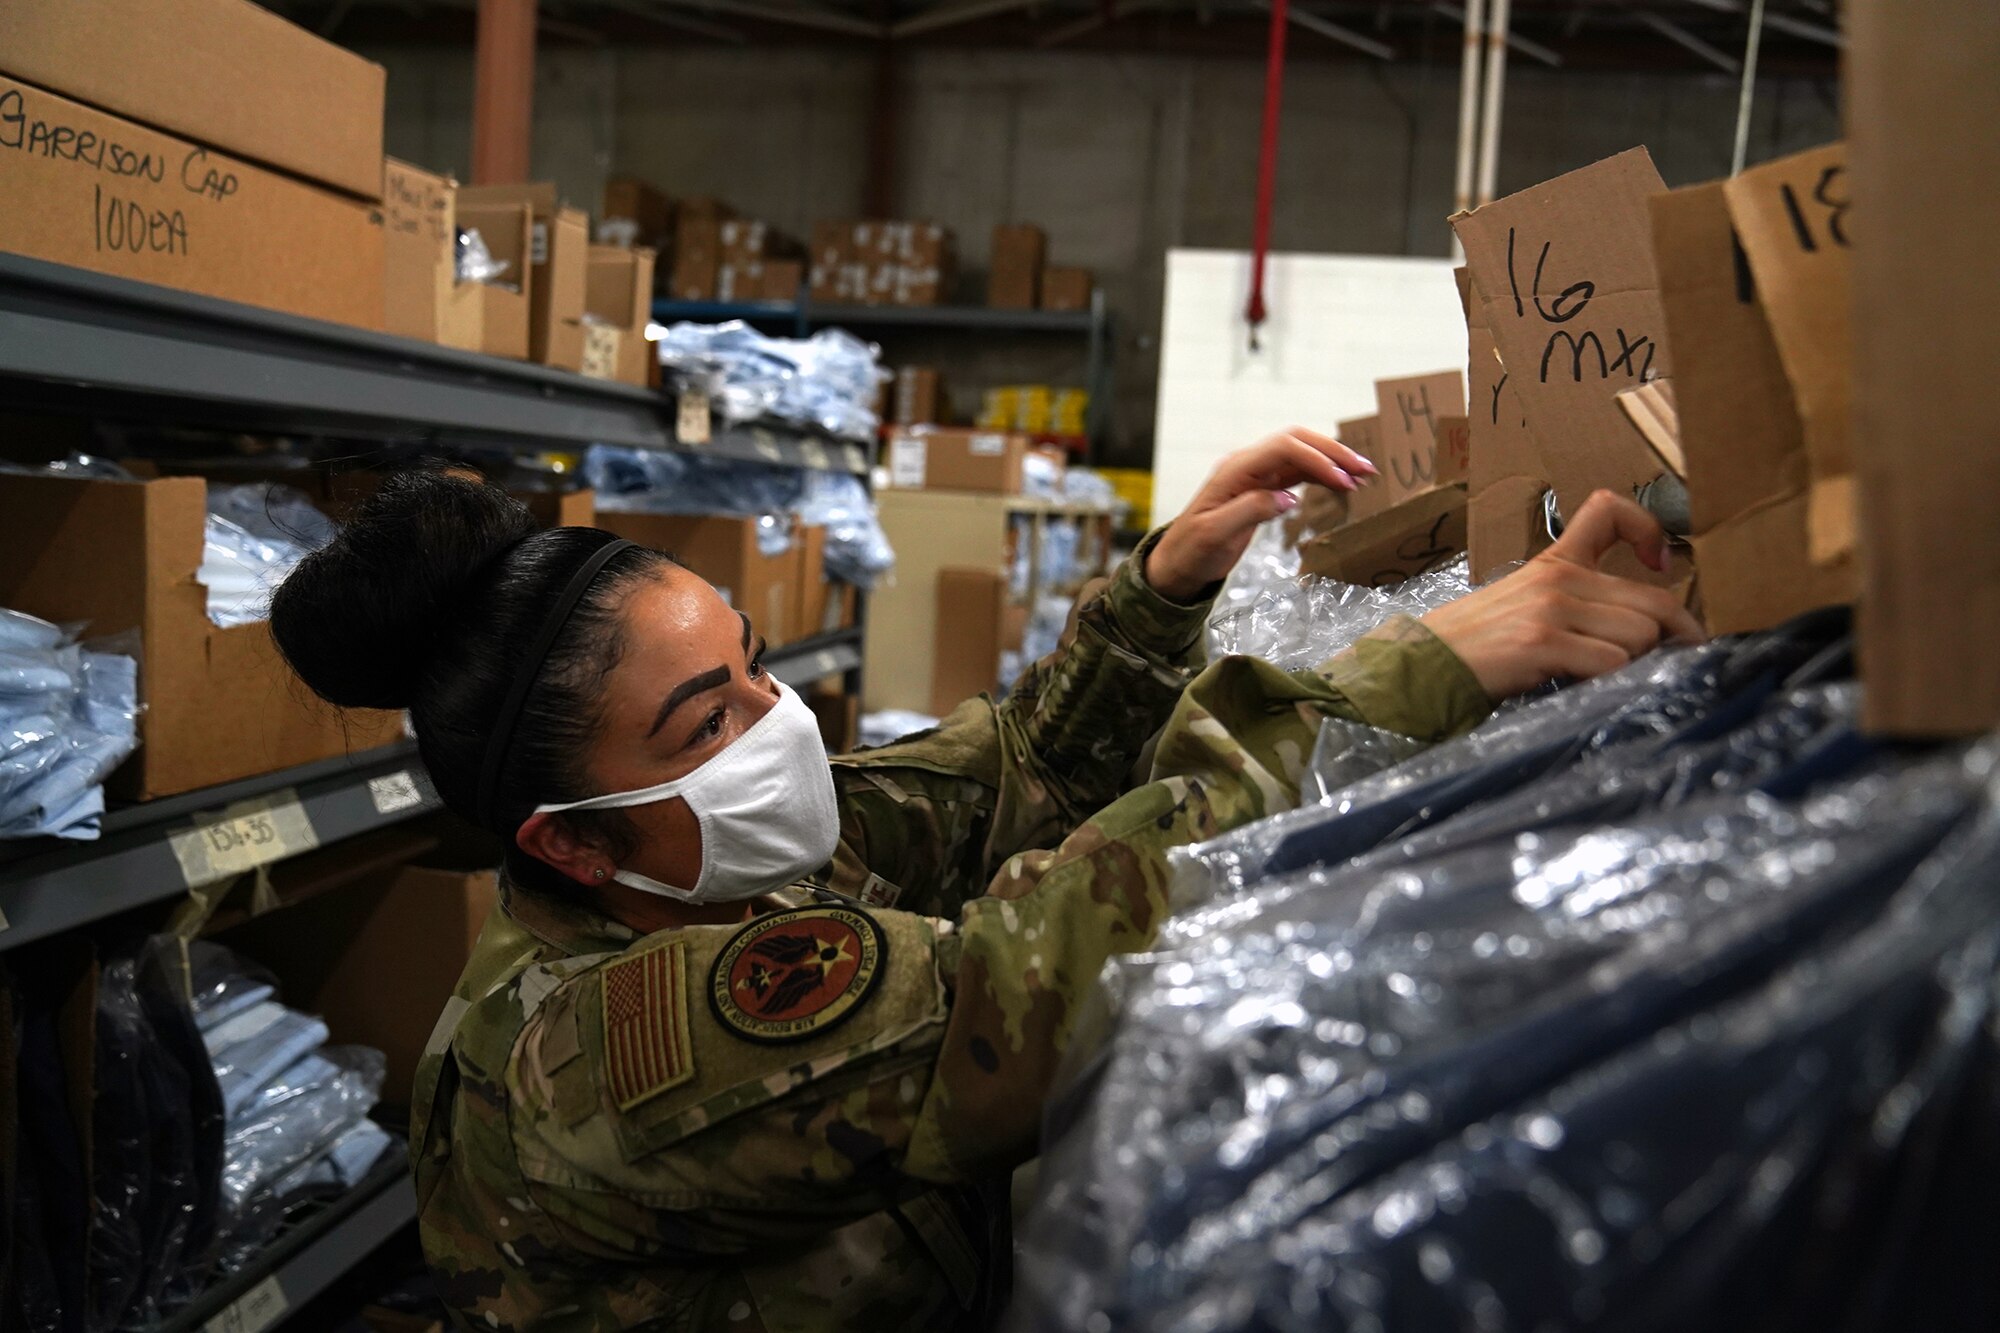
1246, 0, 1289, 346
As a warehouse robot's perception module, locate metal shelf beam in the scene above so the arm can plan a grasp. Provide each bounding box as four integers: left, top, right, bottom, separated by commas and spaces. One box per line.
0, 254, 864, 471
766, 628, 866, 690
654, 296, 1094, 335
0, 743, 438, 951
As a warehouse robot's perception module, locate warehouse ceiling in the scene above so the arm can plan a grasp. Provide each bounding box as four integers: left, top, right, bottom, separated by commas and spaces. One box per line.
266, 0, 1843, 75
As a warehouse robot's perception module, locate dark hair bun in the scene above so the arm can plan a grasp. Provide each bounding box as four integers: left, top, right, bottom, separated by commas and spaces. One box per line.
271, 470, 535, 710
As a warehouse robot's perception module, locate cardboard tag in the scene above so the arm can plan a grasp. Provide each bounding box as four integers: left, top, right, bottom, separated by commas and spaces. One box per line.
1336, 414, 1392, 522
1371, 370, 1467, 503
205, 1276, 287, 1333
1848, 0, 2000, 736
1431, 415, 1471, 487
969, 433, 1006, 457
1299, 485, 1468, 588
170, 791, 319, 889
582, 324, 622, 383
1462, 274, 1552, 581
1721, 143, 1852, 491
675, 388, 711, 444
1649, 180, 1851, 635
1452, 149, 1673, 523
1614, 379, 1685, 479
367, 770, 426, 816
890, 434, 928, 488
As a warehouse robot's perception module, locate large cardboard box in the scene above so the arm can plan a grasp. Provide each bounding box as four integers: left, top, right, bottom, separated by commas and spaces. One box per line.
0, 472, 404, 799
459, 183, 588, 372
219, 853, 499, 1107
1040, 266, 1093, 312
595, 512, 807, 644
885, 427, 1028, 494
0, 75, 384, 330
454, 201, 533, 361
584, 245, 658, 387
382, 159, 481, 351
1847, 0, 2000, 736
599, 176, 675, 252
894, 367, 944, 426
931, 568, 1009, 714
990, 224, 1046, 309
0, 0, 386, 200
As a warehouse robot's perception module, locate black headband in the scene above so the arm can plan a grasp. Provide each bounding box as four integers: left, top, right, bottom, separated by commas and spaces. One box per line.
476, 537, 637, 830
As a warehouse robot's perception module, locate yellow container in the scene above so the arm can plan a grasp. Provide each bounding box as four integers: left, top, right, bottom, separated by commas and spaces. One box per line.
978, 387, 1019, 431
1098, 467, 1154, 532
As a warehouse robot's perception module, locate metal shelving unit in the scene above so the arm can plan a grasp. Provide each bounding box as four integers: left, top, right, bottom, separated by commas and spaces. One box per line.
0, 253, 869, 473
160, 1160, 416, 1333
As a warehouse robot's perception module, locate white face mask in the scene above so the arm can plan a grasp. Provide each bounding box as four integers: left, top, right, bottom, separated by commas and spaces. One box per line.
534, 680, 840, 904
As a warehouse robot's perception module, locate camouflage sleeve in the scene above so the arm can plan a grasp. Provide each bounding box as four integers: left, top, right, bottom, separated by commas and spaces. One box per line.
825, 527, 1213, 919
507, 624, 1490, 1250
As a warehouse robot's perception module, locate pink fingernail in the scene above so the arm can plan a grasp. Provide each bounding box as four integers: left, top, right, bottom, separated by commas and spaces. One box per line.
1356, 457, 1380, 475
1273, 489, 1299, 511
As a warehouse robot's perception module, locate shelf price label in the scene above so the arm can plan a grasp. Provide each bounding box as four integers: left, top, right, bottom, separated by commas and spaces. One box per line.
170, 791, 320, 889
204, 1275, 288, 1333
368, 770, 432, 815
676, 389, 712, 445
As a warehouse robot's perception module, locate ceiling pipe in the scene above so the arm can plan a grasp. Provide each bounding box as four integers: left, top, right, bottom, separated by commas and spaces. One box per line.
1637, 11, 1741, 72
1260, 1, 1396, 60
1452, 0, 1485, 243
1432, 3, 1560, 67
1731, 0, 1767, 173
891, 0, 1042, 39
1474, 0, 1510, 205
665, 0, 887, 38
1245, 0, 1289, 350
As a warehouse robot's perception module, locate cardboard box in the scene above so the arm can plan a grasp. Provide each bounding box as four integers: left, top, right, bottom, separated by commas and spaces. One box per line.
454, 200, 532, 360
585, 244, 657, 387
0, 472, 404, 798
806, 687, 859, 755
762, 259, 805, 301
671, 203, 730, 301
517, 488, 595, 529
990, 224, 1046, 309
931, 568, 1009, 714
596, 512, 807, 643
1649, 181, 1851, 636
382, 159, 481, 352
1452, 149, 1673, 539
793, 525, 829, 642
1721, 142, 1854, 564
894, 367, 944, 425
1847, 0, 2000, 736
1462, 273, 1552, 578
599, 176, 675, 251
0, 0, 386, 200
886, 427, 1028, 494
0, 75, 384, 330
1299, 484, 1469, 588
459, 184, 588, 372
1040, 266, 1093, 312
218, 854, 499, 1107
1372, 371, 1467, 503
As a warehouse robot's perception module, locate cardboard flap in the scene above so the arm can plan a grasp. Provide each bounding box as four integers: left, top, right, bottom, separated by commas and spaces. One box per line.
1452, 148, 1672, 522
1299, 485, 1468, 588
1371, 370, 1467, 504
1336, 415, 1390, 521
1721, 143, 1852, 487
1432, 416, 1471, 487
1614, 379, 1684, 479
1463, 283, 1550, 580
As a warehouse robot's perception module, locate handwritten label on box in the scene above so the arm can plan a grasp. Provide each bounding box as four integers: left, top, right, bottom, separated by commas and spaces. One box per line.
169, 792, 319, 889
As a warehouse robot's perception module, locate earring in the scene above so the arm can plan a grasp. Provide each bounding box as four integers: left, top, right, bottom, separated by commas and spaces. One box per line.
594, 868, 608, 881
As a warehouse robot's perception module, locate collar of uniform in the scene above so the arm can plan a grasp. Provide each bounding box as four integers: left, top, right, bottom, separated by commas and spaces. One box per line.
497, 875, 641, 958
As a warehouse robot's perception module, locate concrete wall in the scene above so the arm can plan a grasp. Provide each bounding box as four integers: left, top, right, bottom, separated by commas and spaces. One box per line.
365, 43, 1840, 466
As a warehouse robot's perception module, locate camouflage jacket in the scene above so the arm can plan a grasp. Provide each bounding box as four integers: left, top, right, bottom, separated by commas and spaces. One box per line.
408, 539, 1493, 1333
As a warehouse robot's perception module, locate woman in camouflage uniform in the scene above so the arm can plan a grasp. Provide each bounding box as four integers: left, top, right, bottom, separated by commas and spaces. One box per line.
270, 433, 1697, 1332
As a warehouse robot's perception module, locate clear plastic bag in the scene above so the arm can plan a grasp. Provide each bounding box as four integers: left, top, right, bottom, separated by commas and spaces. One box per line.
0, 608, 141, 840
858, 709, 940, 749
218, 1047, 385, 1218
455, 227, 509, 284
199, 484, 333, 628
654, 321, 886, 441
1013, 725, 1998, 1333
202, 1000, 333, 1119
1206, 555, 1476, 671
795, 471, 896, 588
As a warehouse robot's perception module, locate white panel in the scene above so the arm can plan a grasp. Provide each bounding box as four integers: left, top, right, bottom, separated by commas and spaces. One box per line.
1152, 250, 1468, 522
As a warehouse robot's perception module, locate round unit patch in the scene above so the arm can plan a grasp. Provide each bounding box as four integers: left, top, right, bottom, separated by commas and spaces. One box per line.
709, 906, 888, 1044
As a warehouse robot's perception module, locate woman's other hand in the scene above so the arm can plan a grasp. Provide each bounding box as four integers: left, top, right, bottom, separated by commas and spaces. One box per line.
1420, 489, 1707, 701
1146, 427, 1379, 602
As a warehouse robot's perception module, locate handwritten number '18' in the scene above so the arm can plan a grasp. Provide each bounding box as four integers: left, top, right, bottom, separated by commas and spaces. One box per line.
1780, 166, 1850, 253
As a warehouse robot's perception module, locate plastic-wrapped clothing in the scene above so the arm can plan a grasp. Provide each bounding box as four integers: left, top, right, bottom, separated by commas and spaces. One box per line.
130, 940, 225, 1303
186, 941, 279, 1032
14, 1001, 86, 1333
1010, 674, 1995, 1329
585, 447, 898, 589
202, 1001, 332, 1119
218, 1048, 385, 1219
1085, 743, 2000, 1333
653, 322, 885, 441
0, 609, 140, 841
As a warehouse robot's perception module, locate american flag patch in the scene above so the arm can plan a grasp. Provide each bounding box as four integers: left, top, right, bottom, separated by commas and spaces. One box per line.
600, 941, 695, 1110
